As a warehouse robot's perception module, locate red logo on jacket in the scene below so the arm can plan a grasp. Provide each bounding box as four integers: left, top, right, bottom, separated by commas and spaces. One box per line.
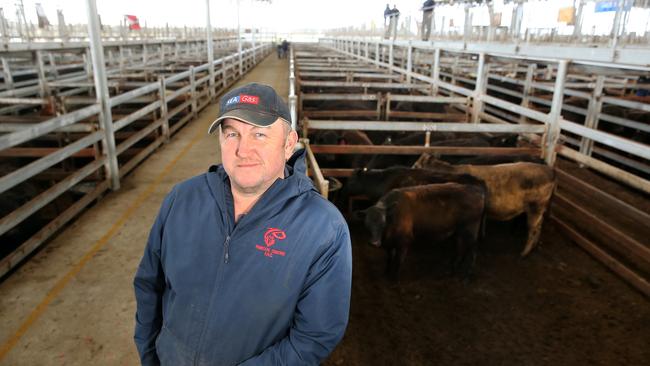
255, 228, 287, 258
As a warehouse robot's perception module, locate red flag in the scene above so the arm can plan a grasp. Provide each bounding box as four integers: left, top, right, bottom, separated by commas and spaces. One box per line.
125, 15, 141, 30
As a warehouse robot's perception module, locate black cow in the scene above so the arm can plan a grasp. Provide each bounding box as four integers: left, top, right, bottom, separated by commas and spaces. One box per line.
360, 183, 486, 279
365, 134, 510, 169
344, 166, 487, 207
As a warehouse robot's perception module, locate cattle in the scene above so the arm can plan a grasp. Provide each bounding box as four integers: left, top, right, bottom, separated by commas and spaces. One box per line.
365, 133, 520, 169
366, 136, 492, 169
310, 130, 339, 167
413, 156, 556, 256
359, 183, 486, 279
344, 166, 487, 207
309, 130, 374, 169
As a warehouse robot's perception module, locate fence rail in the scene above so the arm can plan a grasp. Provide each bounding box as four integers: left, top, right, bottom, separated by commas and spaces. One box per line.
0, 42, 272, 278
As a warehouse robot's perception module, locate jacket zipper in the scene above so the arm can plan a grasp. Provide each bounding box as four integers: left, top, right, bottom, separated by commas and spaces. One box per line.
223, 235, 231, 263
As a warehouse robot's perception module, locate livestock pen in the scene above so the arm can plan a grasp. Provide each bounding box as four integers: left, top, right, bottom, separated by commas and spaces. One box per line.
295, 39, 649, 365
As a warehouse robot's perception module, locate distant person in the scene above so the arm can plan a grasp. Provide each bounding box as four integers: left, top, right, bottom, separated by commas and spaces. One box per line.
384, 4, 391, 27
276, 43, 282, 59
388, 5, 400, 40
421, 0, 435, 41
281, 39, 289, 59
636, 75, 649, 97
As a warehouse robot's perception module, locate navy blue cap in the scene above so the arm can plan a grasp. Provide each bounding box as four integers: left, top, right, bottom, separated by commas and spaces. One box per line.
208, 82, 291, 134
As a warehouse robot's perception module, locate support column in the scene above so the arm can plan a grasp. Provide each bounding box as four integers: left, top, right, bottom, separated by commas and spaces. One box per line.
0, 8, 9, 45
579, 75, 605, 157
190, 66, 198, 119
206, 0, 215, 101
431, 48, 440, 95
160, 43, 165, 65
388, 42, 394, 69
48, 52, 59, 77
86, 0, 120, 190
1, 57, 13, 90
159, 76, 170, 142
375, 42, 380, 64
237, 0, 243, 77
573, 0, 585, 40
463, 4, 471, 43
35, 51, 50, 97
252, 29, 257, 64
611, 0, 624, 47
544, 60, 568, 165
511, 1, 524, 39
406, 43, 412, 83
519, 63, 537, 124
471, 53, 488, 123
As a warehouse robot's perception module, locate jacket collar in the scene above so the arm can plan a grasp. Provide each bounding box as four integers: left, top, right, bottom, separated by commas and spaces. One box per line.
205, 149, 316, 229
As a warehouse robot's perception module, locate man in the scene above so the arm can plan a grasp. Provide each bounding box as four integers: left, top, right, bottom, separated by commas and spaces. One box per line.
389, 5, 400, 40
133, 83, 352, 365
383, 4, 391, 26
281, 40, 289, 59
421, 0, 435, 41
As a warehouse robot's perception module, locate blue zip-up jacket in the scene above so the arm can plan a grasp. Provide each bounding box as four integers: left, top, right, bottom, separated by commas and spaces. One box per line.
133, 150, 352, 365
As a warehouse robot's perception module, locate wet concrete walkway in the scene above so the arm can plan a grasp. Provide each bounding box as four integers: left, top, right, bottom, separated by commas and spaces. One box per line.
0, 53, 288, 365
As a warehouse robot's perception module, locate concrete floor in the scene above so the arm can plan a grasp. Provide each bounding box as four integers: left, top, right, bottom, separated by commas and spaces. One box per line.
0, 53, 289, 365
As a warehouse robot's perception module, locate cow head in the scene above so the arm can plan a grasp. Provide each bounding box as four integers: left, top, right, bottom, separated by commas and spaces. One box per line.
313, 131, 339, 162
356, 201, 387, 248
413, 154, 454, 171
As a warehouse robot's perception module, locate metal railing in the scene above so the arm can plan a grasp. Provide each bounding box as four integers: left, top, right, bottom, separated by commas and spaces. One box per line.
0, 42, 272, 277
321, 37, 650, 195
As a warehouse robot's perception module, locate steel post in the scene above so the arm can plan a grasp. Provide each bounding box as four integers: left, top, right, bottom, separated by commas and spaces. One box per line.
519, 63, 536, 124
1, 57, 14, 90
206, 0, 215, 101
47, 52, 59, 77
432, 48, 440, 95
573, 0, 585, 40
463, 5, 471, 43
159, 77, 170, 142
611, 0, 624, 47
579, 75, 605, 157
375, 42, 379, 64
237, 0, 243, 77
471, 53, 488, 123
190, 66, 198, 119
544, 60, 568, 165
406, 43, 412, 83
86, 0, 120, 190
35, 51, 49, 97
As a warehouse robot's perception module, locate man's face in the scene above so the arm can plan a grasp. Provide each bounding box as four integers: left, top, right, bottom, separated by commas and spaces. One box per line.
219, 118, 297, 196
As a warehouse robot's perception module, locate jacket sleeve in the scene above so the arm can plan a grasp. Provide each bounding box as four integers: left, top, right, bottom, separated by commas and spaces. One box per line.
133, 189, 176, 366
238, 221, 353, 366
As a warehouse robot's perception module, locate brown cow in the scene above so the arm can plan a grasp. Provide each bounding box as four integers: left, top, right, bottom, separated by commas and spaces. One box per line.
360, 183, 487, 279
413, 156, 556, 256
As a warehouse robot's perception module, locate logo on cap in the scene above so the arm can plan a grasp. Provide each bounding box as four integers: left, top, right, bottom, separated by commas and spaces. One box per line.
226, 94, 260, 106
